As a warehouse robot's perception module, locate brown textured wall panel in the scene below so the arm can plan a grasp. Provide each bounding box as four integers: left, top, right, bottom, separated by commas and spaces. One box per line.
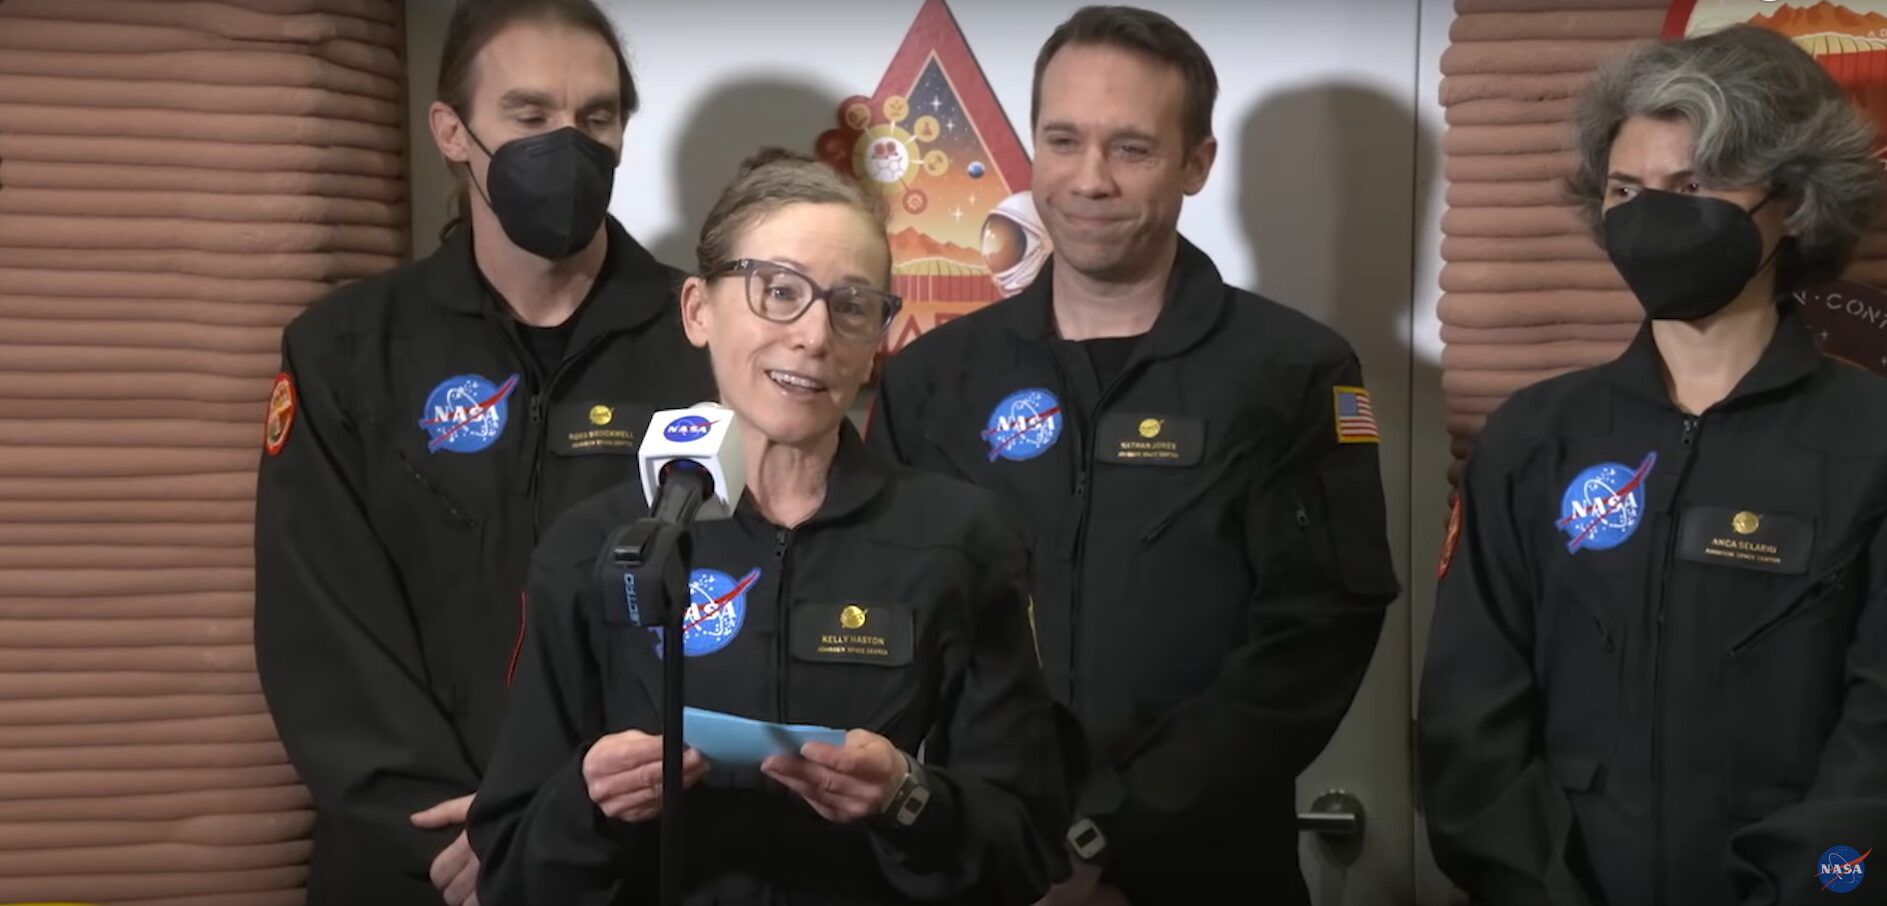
1458, 0, 1670, 11
0, 645, 256, 671
0, 501, 256, 524
0, 104, 403, 150
0, 161, 407, 201
0, 134, 402, 175
1445, 151, 1580, 181
0, 0, 405, 902
1441, 321, 1642, 344
0, 189, 404, 225
122, 893, 306, 906
1427, 2, 1670, 479
0, 74, 403, 124
1450, 9, 1666, 40
0, 473, 255, 500
1443, 234, 1608, 260
1, 715, 286, 750
1442, 39, 1646, 74
0, 269, 335, 304
1446, 97, 1580, 126
0, 19, 401, 81
1440, 72, 1595, 105
1, 866, 309, 903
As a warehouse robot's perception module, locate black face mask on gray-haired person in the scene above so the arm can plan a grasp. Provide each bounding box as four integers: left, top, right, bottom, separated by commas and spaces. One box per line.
1603, 188, 1782, 321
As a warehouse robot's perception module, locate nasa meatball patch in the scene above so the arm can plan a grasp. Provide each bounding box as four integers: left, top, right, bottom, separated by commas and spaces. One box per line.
652, 567, 761, 658
983, 388, 1063, 462
263, 372, 296, 456
417, 373, 520, 454
1557, 453, 1657, 554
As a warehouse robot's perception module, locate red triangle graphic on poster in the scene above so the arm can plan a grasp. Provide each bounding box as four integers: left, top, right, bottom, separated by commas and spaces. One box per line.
813, 0, 1049, 362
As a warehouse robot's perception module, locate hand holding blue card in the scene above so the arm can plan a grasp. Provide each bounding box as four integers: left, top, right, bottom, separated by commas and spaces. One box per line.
682, 706, 845, 768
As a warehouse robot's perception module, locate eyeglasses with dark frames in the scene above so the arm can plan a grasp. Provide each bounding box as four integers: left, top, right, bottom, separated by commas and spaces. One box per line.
707, 258, 902, 344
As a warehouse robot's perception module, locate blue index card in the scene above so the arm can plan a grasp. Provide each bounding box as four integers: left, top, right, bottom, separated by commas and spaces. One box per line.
681, 706, 845, 768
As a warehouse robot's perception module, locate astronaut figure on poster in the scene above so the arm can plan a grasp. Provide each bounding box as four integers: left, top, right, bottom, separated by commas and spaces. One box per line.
983, 190, 1053, 297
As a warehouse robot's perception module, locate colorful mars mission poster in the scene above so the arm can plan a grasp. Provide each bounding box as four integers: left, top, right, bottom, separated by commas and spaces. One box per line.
1665, 0, 1887, 139
1666, 0, 1887, 374
814, 0, 1049, 365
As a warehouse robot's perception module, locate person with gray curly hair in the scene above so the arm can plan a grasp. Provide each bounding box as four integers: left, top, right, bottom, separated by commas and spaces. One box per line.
1419, 24, 1887, 906
1566, 25, 1884, 310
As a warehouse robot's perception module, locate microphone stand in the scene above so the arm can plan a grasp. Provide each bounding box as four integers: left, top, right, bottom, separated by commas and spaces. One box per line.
603, 470, 710, 906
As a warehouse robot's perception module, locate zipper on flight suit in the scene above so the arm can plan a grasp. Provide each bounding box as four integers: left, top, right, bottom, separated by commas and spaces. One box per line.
774, 528, 795, 723
1068, 429, 1093, 710
1650, 413, 1699, 906
492, 324, 615, 539
488, 324, 618, 676
1064, 354, 1144, 714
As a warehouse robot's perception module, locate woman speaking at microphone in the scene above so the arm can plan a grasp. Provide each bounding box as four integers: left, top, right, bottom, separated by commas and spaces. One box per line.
467, 148, 1079, 905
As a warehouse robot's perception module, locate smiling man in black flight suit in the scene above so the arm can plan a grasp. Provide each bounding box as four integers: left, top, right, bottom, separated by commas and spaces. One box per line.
868, 6, 1399, 905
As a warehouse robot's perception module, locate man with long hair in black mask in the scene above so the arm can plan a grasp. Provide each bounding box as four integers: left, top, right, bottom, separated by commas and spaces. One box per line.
1418, 24, 1887, 906
252, 1, 712, 903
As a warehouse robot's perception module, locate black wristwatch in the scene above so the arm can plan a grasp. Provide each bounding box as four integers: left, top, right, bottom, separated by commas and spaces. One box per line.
879, 753, 932, 828
1067, 814, 1109, 863
1069, 767, 1124, 864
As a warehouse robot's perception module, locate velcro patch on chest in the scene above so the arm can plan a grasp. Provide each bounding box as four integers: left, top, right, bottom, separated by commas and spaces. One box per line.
1095, 413, 1203, 467
1676, 506, 1812, 575
791, 603, 913, 667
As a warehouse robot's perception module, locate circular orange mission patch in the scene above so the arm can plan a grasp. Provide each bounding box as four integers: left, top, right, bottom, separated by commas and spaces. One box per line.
264, 372, 297, 456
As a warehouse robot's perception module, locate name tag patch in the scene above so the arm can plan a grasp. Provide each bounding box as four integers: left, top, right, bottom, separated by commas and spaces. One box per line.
549, 400, 643, 456
791, 603, 913, 666
1677, 506, 1812, 575
1095, 413, 1203, 467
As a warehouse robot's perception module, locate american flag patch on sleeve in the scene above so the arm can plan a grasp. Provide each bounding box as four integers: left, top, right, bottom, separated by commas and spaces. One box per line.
1333, 386, 1380, 444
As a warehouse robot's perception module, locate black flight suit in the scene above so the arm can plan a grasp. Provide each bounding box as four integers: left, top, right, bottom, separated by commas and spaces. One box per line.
254, 218, 715, 904
1419, 303, 1887, 905
467, 424, 1078, 905
868, 237, 1401, 904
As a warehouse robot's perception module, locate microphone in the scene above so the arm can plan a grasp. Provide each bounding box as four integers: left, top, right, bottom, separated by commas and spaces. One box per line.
637, 403, 746, 521
605, 402, 745, 906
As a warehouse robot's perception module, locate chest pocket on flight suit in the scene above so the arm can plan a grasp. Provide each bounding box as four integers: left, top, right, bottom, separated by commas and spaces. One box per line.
358, 385, 492, 535
353, 389, 497, 721
1720, 548, 1865, 820
1538, 544, 1632, 797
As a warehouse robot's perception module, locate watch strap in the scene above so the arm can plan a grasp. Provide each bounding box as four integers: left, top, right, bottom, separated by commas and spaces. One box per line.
880, 754, 931, 828
1068, 814, 1108, 862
